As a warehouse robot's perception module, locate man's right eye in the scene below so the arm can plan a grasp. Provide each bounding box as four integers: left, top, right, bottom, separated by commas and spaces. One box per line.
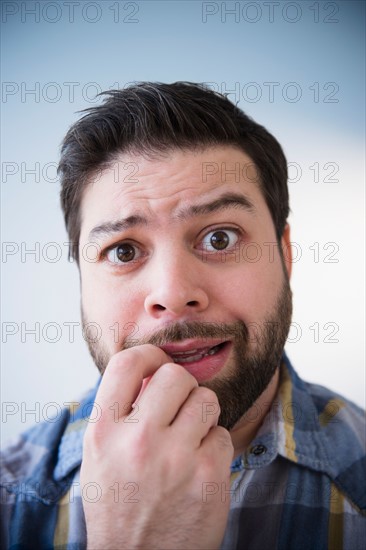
106, 243, 140, 264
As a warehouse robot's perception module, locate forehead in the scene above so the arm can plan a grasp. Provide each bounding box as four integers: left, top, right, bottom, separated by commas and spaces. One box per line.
79, 146, 268, 231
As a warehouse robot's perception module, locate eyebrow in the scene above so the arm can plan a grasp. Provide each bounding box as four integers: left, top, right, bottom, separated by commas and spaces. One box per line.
176, 192, 256, 220
88, 215, 148, 242
88, 192, 256, 242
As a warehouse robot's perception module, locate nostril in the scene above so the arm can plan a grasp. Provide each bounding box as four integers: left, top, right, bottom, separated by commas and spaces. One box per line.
146, 295, 208, 316
153, 304, 166, 311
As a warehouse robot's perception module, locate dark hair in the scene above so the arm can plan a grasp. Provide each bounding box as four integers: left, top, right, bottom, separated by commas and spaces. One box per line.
58, 81, 289, 263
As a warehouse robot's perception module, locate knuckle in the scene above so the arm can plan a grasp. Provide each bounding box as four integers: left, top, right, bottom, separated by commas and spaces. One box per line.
107, 349, 139, 375
157, 362, 198, 386
182, 402, 201, 420
214, 426, 234, 450
140, 343, 163, 356
197, 387, 218, 404
159, 362, 179, 376
198, 430, 233, 475
198, 454, 217, 476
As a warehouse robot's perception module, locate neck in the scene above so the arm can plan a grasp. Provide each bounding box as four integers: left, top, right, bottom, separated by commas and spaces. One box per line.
229, 367, 280, 459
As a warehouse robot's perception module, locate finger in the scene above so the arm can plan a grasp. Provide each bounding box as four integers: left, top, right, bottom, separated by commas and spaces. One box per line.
95, 344, 172, 422
169, 387, 221, 446
134, 374, 153, 402
134, 362, 198, 426
199, 425, 234, 467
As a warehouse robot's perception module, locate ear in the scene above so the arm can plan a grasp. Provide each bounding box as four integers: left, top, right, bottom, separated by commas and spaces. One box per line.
281, 223, 292, 280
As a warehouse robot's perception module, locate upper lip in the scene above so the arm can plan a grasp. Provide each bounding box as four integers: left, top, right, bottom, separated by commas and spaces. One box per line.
160, 338, 229, 356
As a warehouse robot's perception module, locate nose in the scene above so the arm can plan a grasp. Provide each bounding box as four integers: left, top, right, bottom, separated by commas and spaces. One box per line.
144, 249, 209, 319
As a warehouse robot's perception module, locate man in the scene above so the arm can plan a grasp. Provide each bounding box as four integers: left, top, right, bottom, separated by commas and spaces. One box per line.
1, 82, 365, 549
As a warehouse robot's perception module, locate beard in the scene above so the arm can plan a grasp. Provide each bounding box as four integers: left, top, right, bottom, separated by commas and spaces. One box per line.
82, 277, 292, 431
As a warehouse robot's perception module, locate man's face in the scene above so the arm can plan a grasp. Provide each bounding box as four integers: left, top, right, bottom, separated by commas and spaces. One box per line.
79, 146, 292, 430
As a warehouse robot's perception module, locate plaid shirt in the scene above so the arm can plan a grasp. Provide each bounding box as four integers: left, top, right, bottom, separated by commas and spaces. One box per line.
1, 354, 365, 549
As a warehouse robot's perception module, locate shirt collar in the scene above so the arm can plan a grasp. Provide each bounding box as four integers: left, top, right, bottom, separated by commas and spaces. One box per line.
237, 353, 333, 471
54, 383, 100, 481
235, 352, 365, 502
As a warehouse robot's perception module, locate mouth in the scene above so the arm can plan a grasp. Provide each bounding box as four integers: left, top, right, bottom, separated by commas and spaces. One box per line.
170, 341, 226, 363
160, 340, 231, 382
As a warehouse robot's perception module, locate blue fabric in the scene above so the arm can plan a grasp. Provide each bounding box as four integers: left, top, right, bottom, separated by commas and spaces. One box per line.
1, 355, 365, 549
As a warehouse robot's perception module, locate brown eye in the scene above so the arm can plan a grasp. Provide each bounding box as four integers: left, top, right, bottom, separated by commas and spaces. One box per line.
210, 231, 230, 250
200, 229, 239, 254
116, 244, 136, 262
107, 243, 139, 264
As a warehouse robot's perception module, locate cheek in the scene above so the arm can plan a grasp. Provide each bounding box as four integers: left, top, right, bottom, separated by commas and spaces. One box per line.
81, 269, 143, 346
215, 255, 284, 321
82, 273, 152, 354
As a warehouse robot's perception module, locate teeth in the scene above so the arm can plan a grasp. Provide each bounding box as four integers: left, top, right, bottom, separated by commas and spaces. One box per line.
171, 349, 199, 356
172, 344, 221, 364
174, 354, 204, 364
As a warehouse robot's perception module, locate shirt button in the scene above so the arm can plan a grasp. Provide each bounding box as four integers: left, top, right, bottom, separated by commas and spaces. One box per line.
250, 444, 267, 456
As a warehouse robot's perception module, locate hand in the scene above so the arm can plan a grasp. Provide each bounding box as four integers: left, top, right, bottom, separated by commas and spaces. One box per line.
80, 344, 234, 549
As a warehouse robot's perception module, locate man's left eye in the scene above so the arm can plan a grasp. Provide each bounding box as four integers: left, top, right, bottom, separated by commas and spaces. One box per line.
200, 229, 239, 252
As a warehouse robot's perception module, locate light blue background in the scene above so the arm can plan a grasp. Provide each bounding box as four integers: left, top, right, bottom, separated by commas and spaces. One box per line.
1, 0, 365, 441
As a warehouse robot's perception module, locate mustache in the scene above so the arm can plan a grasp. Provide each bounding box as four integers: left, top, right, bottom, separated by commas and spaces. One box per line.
123, 320, 249, 349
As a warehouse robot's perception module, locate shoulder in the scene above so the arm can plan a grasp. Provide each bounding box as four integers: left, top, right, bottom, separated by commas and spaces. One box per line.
303, 376, 365, 446
283, 354, 365, 437
284, 356, 366, 511
305, 376, 365, 425
1, 382, 100, 489
1, 407, 71, 487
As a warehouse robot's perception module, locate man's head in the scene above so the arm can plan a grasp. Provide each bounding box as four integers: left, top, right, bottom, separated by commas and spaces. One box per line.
59, 82, 289, 263
58, 82, 293, 430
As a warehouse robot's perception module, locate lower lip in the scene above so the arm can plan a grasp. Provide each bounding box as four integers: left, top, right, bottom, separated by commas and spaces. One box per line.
173, 342, 232, 383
